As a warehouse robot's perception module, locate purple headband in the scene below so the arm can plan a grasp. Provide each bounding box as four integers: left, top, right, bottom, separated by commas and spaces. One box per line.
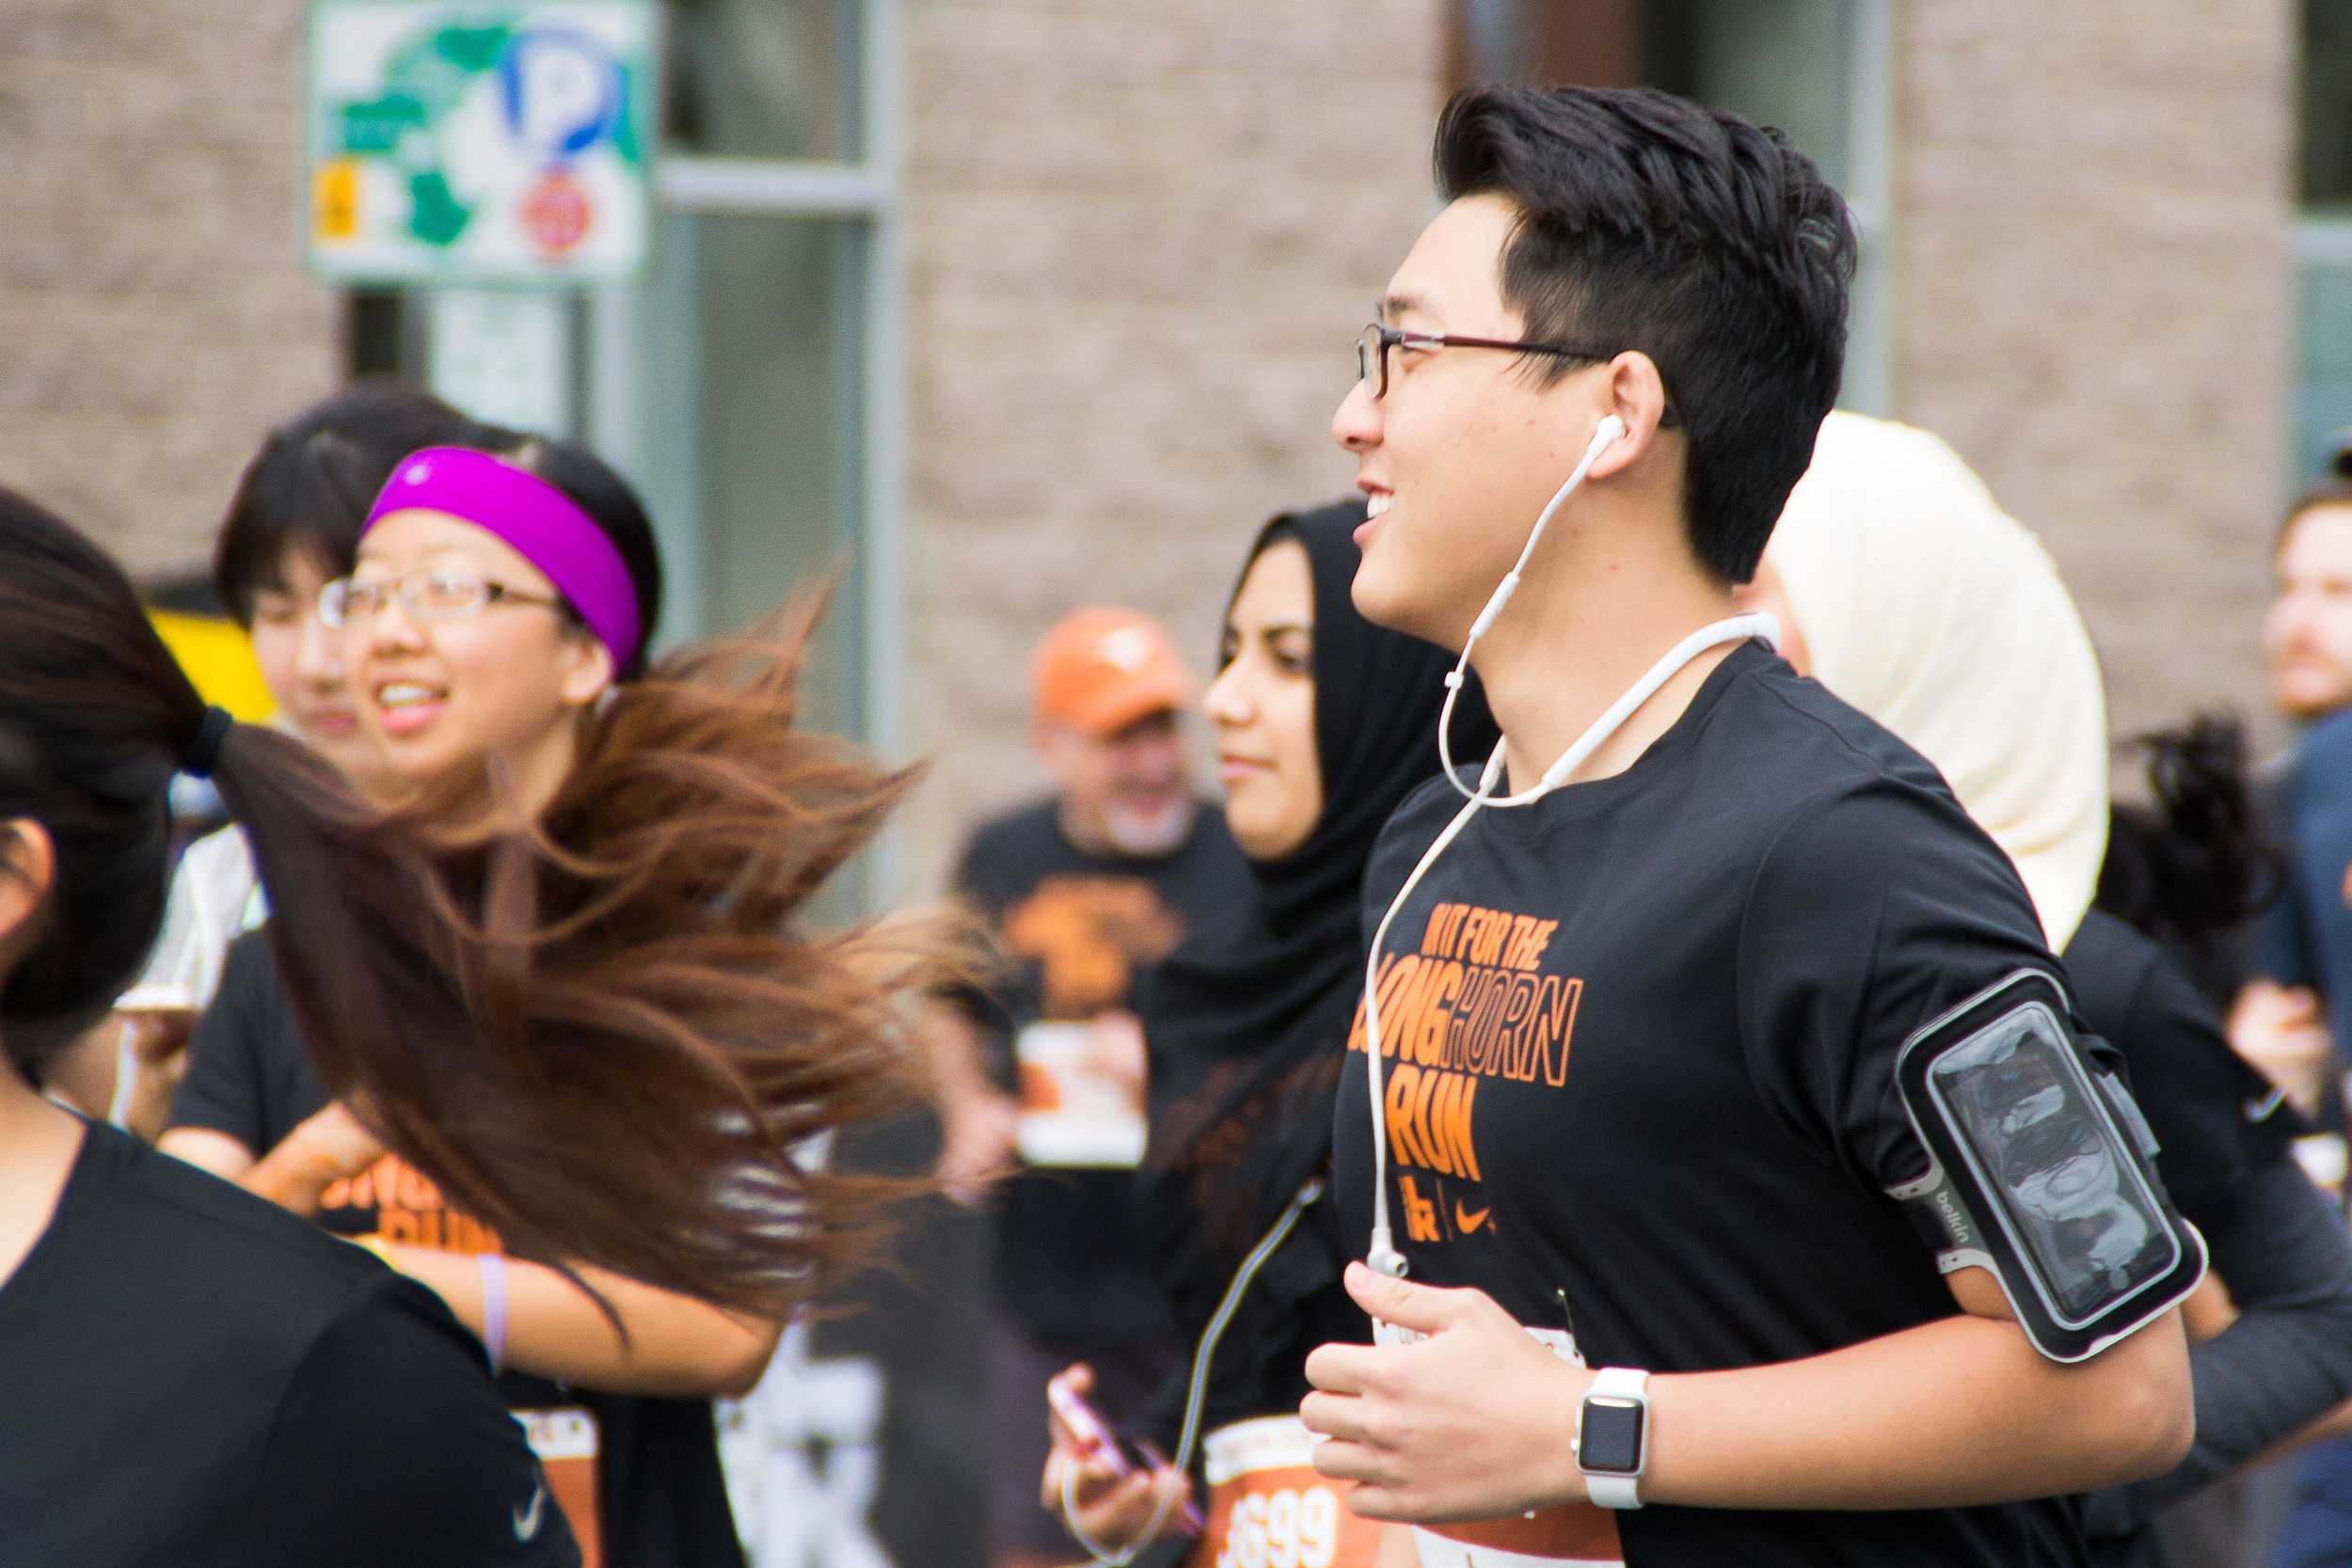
363, 446, 644, 671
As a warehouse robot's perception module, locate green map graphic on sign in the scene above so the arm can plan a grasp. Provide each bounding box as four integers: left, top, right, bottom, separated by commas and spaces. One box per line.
308, 2, 655, 284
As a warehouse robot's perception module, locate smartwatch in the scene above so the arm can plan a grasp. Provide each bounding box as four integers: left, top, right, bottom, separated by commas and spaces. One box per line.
1573, 1367, 1650, 1510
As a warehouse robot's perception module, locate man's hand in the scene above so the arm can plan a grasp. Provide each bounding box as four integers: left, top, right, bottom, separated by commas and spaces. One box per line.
2230, 981, 2334, 1116
1301, 1262, 1589, 1522
1038, 1364, 1193, 1553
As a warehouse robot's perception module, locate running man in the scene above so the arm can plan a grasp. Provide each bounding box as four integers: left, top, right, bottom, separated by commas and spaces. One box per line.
1300, 85, 2199, 1568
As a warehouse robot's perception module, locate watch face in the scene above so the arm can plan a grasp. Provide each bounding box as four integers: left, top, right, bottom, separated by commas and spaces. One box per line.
1581, 1397, 1645, 1475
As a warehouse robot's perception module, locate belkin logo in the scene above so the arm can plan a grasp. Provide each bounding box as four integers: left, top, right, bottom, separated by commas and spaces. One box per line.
1934, 1187, 1970, 1243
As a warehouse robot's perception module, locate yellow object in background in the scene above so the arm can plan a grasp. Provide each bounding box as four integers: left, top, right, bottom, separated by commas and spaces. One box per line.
149, 610, 275, 723
314, 157, 360, 242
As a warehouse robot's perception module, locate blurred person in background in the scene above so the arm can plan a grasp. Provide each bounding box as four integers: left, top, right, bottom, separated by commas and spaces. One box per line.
930, 606, 1248, 1568
1041, 499, 1501, 1568
1749, 410, 2352, 1568
42, 381, 474, 1140
2246, 450, 2352, 1122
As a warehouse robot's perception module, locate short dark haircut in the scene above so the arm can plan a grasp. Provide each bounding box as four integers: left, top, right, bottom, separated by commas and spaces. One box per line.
1433, 85, 1856, 583
213, 379, 484, 624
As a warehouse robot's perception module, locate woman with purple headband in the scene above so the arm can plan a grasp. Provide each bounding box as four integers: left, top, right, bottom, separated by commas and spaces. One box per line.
161, 433, 838, 1568
0, 433, 936, 1563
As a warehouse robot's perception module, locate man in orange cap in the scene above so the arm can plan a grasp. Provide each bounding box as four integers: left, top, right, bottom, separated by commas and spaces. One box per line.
938, 606, 1248, 1568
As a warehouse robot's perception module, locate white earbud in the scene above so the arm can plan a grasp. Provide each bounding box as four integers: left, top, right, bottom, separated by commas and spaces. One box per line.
1591, 413, 1629, 452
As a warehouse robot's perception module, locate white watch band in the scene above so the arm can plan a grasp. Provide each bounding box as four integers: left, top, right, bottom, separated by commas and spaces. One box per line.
1579, 1367, 1650, 1510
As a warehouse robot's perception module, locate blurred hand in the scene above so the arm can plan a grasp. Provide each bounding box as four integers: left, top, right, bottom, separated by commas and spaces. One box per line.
2230, 982, 2335, 1116
288, 1100, 389, 1183
1040, 1363, 1193, 1555
936, 1088, 1019, 1207
118, 1007, 197, 1142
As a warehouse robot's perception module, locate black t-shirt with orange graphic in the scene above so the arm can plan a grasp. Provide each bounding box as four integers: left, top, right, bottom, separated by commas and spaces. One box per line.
1333, 642, 2132, 1568
953, 799, 1248, 1345
169, 930, 745, 1568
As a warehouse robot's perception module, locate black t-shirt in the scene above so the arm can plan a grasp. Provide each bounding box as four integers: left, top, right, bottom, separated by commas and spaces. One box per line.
2065, 911, 2352, 1567
1334, 643, 2121, 1568
169, 931, 746, 1568
0, 1118, 578, 1568
2066, 911, 2303, 1228
953, 799, 1248, 1344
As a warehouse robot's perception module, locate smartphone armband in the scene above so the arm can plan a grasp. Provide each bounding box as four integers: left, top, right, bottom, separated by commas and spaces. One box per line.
1886, 970, 2207, 1364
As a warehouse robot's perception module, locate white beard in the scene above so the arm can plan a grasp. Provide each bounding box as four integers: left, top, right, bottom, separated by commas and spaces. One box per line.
1100, 795, 1195, 858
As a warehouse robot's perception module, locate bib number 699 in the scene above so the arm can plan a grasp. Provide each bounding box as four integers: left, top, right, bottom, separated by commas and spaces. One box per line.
1215, 1484, 1339, 1568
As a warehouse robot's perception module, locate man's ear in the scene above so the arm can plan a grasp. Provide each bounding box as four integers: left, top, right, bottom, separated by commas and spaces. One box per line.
0, 818, 56, 961
1587, 352, 1677, 482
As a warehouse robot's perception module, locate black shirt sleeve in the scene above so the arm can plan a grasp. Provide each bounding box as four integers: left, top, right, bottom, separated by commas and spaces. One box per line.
2087, 918, 2301, 1222
1737, 780, 2062, 1194
166, 930, 277, 1153
246, 1274, 581, 1567
2085, 1154, 2352, 1535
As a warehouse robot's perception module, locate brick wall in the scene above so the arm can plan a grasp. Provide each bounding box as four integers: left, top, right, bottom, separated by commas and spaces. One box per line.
1890, 1, 2295, 755
897, 0, 1450, 887
0, 0, 341, 580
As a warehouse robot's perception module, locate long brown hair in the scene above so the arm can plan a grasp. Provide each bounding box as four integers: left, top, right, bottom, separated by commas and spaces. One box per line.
0, 487, 932, 1314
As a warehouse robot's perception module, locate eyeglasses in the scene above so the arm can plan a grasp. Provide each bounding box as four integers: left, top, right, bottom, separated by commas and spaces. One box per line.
1355, 323, 1679, 424
319, 569, 564, 627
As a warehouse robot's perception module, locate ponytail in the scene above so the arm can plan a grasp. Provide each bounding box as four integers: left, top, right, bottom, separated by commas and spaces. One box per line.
0, 488, 934, 1314
2096, 713, 2283, 975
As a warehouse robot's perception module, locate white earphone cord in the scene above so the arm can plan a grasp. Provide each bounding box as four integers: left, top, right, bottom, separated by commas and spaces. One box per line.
1361, 414, 1777, 1281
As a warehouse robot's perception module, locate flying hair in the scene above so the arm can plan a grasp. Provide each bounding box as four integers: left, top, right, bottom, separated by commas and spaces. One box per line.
0, 486, 951, 1316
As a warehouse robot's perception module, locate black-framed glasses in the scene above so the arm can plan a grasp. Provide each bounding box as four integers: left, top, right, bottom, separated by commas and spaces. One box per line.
1356, 323, 1679, 424
319, 569, 564, 627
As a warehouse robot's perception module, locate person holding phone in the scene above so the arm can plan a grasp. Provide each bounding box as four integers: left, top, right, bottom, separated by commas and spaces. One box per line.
1744, 410, 2352, 1568
1300, 85, 2195, 1568
1041, 499, 1501, 1568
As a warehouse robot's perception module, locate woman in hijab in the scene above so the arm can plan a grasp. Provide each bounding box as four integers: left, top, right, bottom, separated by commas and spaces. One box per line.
1749, 410, 2352, 1568
1036, 499, 1498, 1568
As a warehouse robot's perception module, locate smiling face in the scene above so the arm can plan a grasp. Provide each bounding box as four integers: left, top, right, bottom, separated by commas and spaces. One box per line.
1203, 537, 1324, 861
1333, 194, 1624, 649
345, 509, 615, 816
246, 544, 387, 787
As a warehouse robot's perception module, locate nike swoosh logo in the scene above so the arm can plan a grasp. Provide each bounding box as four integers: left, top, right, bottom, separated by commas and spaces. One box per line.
1454, 1202, 1490, 1234
2247, 1085, 2290, 1122
514, 1481, 548, 1542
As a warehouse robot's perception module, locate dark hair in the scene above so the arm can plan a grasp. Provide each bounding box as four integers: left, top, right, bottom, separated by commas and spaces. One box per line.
485, 434, 666, 680
2278, 475, 2352, 557
214, 380, 481, 625
2095, 713, 2283, 1005
0, 484, 940, 1315
1432, 85, 1856, 583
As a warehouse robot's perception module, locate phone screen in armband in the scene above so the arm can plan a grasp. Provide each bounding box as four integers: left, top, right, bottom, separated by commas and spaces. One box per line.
1892, 970, 2207, 1363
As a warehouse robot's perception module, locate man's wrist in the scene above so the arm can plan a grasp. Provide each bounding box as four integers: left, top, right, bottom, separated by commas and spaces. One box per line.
1573, 1368, 1653, 1509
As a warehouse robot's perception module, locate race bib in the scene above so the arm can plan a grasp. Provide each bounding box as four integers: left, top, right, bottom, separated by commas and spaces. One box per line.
1407, 1329, 1620, 1568
519, 1405, 603, 1568
1188, 1415, 1384, 1568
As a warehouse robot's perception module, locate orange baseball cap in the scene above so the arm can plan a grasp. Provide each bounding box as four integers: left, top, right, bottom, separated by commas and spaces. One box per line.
1032, 607, 1195, 736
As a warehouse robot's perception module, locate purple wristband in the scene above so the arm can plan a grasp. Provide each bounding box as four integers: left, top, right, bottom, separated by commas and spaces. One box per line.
477, 1252, 510, 1373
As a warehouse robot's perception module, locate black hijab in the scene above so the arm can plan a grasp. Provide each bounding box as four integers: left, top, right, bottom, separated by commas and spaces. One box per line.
1137, 498, 1499, 1304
